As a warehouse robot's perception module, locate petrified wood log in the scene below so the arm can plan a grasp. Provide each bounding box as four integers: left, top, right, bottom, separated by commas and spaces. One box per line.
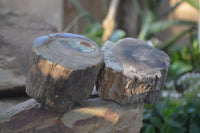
0, 98, 143, 133
26, 33, 103, 112
97, 38, 170, 104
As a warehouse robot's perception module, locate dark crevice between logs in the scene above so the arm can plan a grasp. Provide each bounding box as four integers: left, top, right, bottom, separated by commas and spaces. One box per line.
0, 85, 27, 98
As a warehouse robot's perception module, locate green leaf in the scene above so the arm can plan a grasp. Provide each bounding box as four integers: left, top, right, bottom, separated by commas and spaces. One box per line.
189, 123, 200, 133
69, 0, 93, 23
63, 12, 88, 33
158, 1, 183, 19
148, 20, 197, 37
150, 117, 162, 129
166, 127, 186, 133
132, 0, 144, 17
188, 108, 196, 113
138, 12, 153, 40
168, 119, 182, 128
84, 22, 103, 37
145, 126, 155, 133
159, 28, 193, 50
183, 0, 199, 10
146, 0, 155, 11
170, 61, 193, 75
155, 102, 165, 116
84, 34, 103, 47
143, 112, 151, 120
110, 29, 126, 42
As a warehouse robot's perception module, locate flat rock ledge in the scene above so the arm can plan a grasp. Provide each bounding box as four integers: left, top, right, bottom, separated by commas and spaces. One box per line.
97, 38, 170, 105
0, 98, 143, 133
0, 9, 57, 97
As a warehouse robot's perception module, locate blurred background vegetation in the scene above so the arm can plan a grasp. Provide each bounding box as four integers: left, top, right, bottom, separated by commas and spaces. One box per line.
0, 0, 199, 132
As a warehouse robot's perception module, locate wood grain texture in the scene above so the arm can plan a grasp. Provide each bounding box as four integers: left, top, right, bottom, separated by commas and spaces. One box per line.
97, 38, 170, 104
26, 33, 103, 112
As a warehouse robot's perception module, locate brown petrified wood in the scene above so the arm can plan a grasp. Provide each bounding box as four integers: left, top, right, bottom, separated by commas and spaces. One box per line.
0, 98, 143, 133
97, 38, 170, 104
26, 33, 103, 112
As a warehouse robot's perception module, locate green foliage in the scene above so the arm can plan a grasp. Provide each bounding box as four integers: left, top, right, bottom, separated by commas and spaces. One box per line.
145, 125, 156, 133
133, 0, 198, 48
83, 22, 103, 46
148, 20, 197, 38
133, 0, 193, 40
142, 72, 200, 133
109, 30, 126, 42
168, 33, 200, 79
141, 97, 200, 133
176, 73, 200, 98
83, 22, 126, 47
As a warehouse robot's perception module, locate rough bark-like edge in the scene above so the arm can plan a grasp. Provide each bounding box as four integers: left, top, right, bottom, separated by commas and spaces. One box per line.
26, 47, 103, 112
97, 39, 170, 105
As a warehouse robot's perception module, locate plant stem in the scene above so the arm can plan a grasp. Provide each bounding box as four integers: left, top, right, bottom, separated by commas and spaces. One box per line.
159, 28, 195, 50
138, 11, 153, 40
102, 0, 119, 42
63, 13, 87, 33
157, 1, 183, 19
69, 0, 93, 23
132, 0, 144, 18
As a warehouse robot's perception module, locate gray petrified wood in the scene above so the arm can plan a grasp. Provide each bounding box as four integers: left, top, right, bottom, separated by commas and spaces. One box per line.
26, 33, 103, 112
97, 38, 170, 104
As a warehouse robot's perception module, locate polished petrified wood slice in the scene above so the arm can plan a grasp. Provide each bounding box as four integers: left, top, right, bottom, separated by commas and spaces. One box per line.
26, 33, 103, 112
97, 38, 170, 104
